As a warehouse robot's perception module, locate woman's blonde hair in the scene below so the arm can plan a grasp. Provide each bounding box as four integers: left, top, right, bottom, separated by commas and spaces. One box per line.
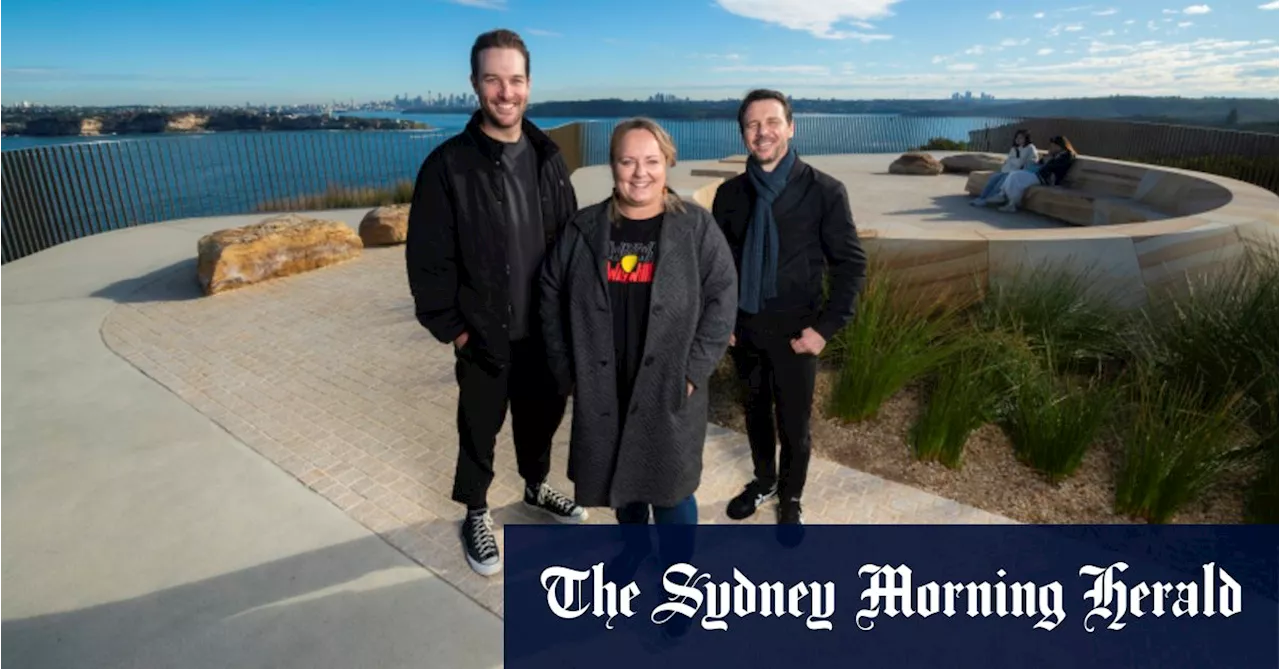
608, 117, 686, 222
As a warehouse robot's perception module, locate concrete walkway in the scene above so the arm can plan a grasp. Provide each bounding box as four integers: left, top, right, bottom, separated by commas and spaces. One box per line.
2, 200, 1010, 668
2, 212, 503, 669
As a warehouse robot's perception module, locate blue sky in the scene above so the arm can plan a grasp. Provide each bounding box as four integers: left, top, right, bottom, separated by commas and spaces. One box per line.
3, 0, 1277, 106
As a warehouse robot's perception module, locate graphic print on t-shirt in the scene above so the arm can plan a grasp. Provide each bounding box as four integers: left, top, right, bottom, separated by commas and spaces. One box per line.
607, 239, 656, 284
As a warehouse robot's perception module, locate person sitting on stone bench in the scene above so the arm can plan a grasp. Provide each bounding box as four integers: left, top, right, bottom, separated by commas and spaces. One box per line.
970, 129, 1038, 207
994, 135, 1077, 213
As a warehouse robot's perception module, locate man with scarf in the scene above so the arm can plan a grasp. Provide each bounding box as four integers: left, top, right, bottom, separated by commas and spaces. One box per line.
711, 89, 867, 527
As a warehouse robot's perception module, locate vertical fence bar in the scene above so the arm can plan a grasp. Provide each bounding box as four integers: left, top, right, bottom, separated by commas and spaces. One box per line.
86, 141, 123, 232
0, 154, 36, 262
31, 147, 78, 245
11, 151, 46, 256
21, 149, 61, 248
147, 136, 177, 222
1, 159, 21, 262
54, 144, 92, 240
14, 151, 55, 252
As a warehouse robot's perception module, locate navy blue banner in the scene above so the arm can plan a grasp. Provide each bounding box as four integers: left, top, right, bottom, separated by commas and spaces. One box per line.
503, 524, 1277, 668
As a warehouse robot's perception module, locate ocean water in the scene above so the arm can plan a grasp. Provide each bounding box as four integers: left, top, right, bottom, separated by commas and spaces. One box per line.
1, 112, 1016, 262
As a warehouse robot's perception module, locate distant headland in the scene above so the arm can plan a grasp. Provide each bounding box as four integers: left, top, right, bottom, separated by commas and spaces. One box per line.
1, 109, 429, 138
404, 95, 1278, 133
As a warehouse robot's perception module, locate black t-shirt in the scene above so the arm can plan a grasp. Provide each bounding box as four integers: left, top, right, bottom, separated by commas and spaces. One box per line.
607, 213, 663, 420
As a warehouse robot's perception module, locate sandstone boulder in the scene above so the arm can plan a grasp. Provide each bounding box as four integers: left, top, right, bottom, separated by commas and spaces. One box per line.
941, 153, 1004, 174
965, 171, 996, 196
889, 152, 942, 176
359, 204, 410, 246
197, 213, 362, 295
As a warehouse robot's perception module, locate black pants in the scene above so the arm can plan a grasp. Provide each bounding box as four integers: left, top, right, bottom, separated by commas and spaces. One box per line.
730, 332, 819, 501
451, 337, 567, 509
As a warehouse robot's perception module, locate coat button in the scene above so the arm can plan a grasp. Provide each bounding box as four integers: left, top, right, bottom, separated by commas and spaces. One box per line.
653, 305, 663, 314
631, 404, 639, 414
644, 356, 654, 367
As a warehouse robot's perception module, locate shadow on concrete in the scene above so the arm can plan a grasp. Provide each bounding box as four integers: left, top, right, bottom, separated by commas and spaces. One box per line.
90, 258, 204, 304
881, 194, 1061, 230
1, 532, 503, 669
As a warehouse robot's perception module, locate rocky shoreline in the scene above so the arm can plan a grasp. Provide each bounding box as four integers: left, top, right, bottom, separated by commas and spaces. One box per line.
2, 110, 429, 137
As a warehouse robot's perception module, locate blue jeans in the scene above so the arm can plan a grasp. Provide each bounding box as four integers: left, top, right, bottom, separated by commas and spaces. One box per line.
615, 494, 698, 524
612, 495, 698, 573
980, 172, 1009, 200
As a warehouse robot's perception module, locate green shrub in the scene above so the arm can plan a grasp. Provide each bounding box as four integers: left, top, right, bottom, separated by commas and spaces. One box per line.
256, 179, 415, 212
825, 269, 963, 423
1114, 366, 1252, 524
914, 137, 968, 151
978, 264, 1133, 375
1133, 249, 1278, 522
998, 348, 1117, 484
909, 334, 1016, 468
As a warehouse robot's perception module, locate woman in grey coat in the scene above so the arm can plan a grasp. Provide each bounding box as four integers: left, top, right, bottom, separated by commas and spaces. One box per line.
540, 118, 738, 524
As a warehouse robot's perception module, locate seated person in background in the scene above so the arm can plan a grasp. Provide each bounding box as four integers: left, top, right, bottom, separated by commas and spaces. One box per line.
996, 135, 1077, 213
971, 129, 1037, 207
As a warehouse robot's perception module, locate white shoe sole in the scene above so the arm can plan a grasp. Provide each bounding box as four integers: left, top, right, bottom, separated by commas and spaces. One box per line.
524, 500, 589, 524
465, 551, 502, 577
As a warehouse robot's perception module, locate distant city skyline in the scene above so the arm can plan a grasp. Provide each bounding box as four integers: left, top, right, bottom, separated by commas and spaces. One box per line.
3, 0, 1278, 106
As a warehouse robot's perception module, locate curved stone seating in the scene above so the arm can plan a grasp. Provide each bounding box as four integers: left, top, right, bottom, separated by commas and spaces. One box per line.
964, 156, 1235, 227
569, 152, 1277, 310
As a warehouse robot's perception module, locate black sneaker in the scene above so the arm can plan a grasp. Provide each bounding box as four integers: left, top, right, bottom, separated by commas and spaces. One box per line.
524, 481, 589, 523
725, 480, 777, 520
777, 497, 805, 547
778, 497, 804, 524
461, 509, 501, 577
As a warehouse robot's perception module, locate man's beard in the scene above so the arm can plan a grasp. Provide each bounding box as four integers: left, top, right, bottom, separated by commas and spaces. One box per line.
481, 100, 524, 128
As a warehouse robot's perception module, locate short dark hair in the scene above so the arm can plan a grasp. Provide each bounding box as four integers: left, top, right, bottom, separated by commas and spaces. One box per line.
737, 89, 793, 134
470, 29, 530, 80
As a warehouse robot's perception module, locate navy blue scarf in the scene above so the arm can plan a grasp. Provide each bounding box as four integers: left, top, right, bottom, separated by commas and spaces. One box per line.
740, 148, 796, 314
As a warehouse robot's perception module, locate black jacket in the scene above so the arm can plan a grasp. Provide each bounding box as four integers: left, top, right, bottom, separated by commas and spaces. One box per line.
711, 156, 867, 342
405, 111, 578, 369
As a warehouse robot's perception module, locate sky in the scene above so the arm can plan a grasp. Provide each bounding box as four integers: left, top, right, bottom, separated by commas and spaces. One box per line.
2, 0, 1278, 106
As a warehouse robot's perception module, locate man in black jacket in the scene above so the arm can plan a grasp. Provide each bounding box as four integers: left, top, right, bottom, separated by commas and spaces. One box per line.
405, 29, 586, 577
712, 89, 867, 526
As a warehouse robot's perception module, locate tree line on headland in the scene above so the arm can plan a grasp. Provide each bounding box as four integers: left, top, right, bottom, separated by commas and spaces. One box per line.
403, 95, 1278, 134
1, 109, 429, 137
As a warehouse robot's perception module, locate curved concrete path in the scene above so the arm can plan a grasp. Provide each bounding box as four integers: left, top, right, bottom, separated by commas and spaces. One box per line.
1, 212, 503, 669
2, 204, 1010, 668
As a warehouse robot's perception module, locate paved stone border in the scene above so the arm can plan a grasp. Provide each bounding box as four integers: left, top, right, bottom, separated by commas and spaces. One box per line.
100, 243, 1012, 618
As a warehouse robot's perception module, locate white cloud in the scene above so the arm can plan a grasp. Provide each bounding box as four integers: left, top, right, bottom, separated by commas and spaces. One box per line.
1148, 20, 1160, 30
1098, 29, 1116, 36
524, 28, 562, 37
1183, 4, 1211, 13
1065, 24, 1084, 31
1178, 21, 1193, 27
1037, 48, 1055, 55
931, 55, 953, 64
1163, 8, 1180, 13
1034, 11, 1046, 18
1124, 19, 1136, 24
714, 0, 899, 40
1262, 1, 1280, 9
947, 63, 978, 71
712, 64, 831, 75
1001, 38, 1032, 46
989, 10, 1004, 19
449, 0, 506, 8
1092, 8, 1118, 15
965, 45, 987, 55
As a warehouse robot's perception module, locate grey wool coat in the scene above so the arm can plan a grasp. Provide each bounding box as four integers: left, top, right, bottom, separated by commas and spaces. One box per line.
539, 197, 738, 509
